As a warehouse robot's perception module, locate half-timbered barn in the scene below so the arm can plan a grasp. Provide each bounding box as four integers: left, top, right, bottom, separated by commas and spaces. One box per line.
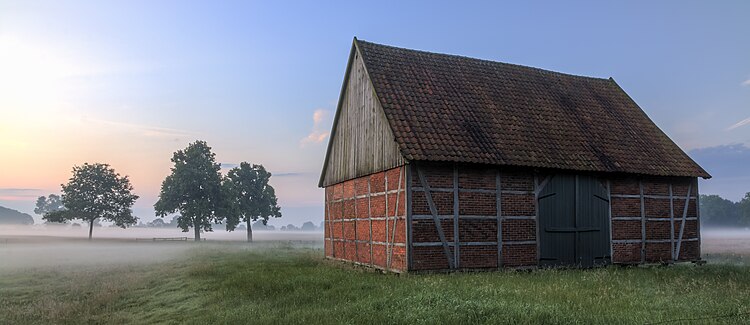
319, 38, 710, 272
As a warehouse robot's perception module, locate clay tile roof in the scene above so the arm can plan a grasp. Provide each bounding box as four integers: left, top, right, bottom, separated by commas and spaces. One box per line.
355, 39, 710, 178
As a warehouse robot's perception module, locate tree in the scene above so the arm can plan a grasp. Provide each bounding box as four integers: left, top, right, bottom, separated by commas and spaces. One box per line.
281, 224, 299, 231
252, 219, 275, 231
34, 194, 64, 216
154, 140, 228, 241
43, 163, 139, 239
148, 218, 166, 227
224, 162, 281, 242
700, 194, 740, 226
35, 195, 68, 225
738, 192, 750, 226
301, 221, 316, 231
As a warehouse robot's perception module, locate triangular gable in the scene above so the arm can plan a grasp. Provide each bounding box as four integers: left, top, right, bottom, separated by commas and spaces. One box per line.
318, 39, 406, 187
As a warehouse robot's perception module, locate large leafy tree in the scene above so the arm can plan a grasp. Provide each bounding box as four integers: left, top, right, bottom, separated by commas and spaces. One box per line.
44, 163, 139, 239
224, 162, 281, 242
154, 140, 228, 241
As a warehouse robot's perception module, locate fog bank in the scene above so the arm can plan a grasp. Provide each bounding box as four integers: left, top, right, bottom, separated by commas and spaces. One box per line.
0, 225, 323, 272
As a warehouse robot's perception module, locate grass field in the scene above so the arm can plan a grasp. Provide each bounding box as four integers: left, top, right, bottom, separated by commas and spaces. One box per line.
2, 241, 750, 325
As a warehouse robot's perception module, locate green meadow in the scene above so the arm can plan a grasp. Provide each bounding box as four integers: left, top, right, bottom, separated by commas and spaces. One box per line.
2, 241, 749, 325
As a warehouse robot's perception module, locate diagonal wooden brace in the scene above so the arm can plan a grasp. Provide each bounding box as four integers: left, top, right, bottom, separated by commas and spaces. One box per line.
416, 165, 455, 269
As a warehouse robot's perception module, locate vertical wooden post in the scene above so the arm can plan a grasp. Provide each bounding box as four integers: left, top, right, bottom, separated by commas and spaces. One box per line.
607, 180, 613, 263
669, 184, 675, 261
406, 164, 413, 271
496, 170, 503, 268
353, 179, 358, 260
574, 175, 579, 264
534, 175, 540, 265
327, 189, 335, 257
639, 180, 646, 263
695, 179, 702, 259
387, 167, 403, 270
453, 166, 460, 269
341, 184, 345, 259
368, 177, 373, 266
385, 170, 389, 267
675, 182, 693, 260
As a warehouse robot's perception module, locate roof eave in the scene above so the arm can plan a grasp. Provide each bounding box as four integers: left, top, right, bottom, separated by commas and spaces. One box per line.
608, 78, 711, 179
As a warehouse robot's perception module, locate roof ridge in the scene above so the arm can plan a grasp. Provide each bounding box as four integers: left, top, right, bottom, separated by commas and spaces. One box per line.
355, 38, 612, 82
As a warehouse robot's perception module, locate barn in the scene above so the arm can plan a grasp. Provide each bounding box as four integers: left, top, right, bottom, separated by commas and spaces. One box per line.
319, 38, 710, 272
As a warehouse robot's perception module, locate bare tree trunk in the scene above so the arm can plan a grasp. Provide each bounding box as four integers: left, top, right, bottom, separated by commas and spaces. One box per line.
88, 219, 94, 240
247, 224, 253, 243
194, 222, 201, 241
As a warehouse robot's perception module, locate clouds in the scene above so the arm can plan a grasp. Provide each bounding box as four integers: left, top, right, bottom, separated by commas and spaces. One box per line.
0, 188, 43, 201
727, 117, 750, 131
219, 163, 239, 169
79, 116, 195, 139
273, 172, 306, 177
726, 77, 750, 129
690, 144, 750, 201
0, 188, 41, 192
218, 163, 306, 178
300, 109, 331, 146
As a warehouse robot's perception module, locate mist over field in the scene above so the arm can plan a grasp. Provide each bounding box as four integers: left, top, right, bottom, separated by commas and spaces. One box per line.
2, 224, 749, 273
0, 225, 322, 272
701, 228, 750, 255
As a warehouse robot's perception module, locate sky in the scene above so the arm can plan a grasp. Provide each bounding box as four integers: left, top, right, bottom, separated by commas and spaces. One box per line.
1, 1, 749, 226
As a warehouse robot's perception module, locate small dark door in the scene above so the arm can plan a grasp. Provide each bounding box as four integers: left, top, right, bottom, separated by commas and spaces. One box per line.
538, 174, 611, 267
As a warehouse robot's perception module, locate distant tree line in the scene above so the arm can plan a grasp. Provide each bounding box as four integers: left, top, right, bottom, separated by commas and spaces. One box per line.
135, 218, 324, 233
279, 221, 324, 232
700, 193, 750, 227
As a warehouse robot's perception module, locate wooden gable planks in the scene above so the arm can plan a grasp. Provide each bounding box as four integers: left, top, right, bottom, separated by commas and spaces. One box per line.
321, 45, 406, 187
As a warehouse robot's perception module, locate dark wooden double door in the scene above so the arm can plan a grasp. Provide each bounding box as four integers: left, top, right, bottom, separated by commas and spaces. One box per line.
538, 174, 611, 267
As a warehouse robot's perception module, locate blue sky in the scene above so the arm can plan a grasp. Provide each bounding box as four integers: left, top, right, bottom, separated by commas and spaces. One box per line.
1, 1, 749, 225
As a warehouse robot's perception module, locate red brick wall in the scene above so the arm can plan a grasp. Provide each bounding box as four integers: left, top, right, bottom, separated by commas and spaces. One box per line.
326, 163, 701, 272
324, 166, 407, 272
409, 163, 537, 271
610, 176, 700, 264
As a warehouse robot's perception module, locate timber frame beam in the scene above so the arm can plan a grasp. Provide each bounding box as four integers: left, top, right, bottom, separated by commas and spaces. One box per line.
386, 167, 403, 269
416, 164, 455, 269
675, 182, 693, 260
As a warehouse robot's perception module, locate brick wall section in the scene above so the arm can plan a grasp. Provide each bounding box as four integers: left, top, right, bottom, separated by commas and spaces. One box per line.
610, 176, 700, 264
326, 164, 701, 272
324, 166, 407, 272
410, 163, 537, 271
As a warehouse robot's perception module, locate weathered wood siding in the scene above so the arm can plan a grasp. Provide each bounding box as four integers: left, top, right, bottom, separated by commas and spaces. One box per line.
321, 48, 405, 186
